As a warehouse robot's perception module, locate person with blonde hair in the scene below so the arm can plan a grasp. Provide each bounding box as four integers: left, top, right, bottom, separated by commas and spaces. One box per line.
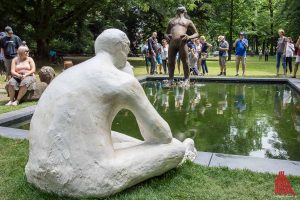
5, 45, 36, 106
276, 29, 287, 76
217, 35, 229, 76
199, 36, 212, 75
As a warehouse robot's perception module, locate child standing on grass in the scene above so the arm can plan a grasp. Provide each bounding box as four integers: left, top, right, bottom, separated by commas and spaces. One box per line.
188, 48, 199, 75
285, 37, 295, 75
292, 36, 300, 78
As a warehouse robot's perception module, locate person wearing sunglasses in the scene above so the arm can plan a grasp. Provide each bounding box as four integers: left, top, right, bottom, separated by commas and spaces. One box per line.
6, 45, 36, 106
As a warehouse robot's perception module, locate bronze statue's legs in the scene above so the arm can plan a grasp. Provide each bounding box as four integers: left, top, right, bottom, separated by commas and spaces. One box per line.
168, 42, 179, 81
179, 43, 189, 80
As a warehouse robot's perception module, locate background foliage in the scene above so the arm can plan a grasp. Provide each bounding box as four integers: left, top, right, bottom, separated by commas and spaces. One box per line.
0, 0, 299, 59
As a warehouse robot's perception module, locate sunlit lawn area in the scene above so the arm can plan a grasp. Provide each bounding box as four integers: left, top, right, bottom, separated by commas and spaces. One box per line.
0, 137, 299, 200
131, 55, 284, 77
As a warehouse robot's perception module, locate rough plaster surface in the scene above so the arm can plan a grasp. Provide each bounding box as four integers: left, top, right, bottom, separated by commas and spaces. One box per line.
25, 29, 193, 198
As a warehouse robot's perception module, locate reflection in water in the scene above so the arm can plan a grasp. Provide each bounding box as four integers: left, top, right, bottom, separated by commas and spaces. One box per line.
175, 86, 185, 111
111, 82, 300, 161
234, 85, 246, 112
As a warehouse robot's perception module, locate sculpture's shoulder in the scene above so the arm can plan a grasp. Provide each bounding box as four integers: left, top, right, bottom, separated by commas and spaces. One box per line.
168, 17, 177, 25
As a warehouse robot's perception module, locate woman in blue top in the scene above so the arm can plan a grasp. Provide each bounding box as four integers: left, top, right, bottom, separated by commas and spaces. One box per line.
199, 36, 212, 76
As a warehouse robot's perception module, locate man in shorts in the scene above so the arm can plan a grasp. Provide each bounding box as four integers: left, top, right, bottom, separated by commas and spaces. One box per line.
0, 26, 22, 81
233, 32, 248, 76
292, 36, 300, 78
217, 35, 229, 76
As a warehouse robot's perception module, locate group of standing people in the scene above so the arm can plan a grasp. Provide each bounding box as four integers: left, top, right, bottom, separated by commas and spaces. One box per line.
0, 26, 36, 106
275, 29, 300, 78
143, 32, 213, 76
143, 32, 169, 75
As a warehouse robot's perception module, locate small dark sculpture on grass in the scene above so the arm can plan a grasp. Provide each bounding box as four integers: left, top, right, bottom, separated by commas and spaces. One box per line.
166, 6, 199, 86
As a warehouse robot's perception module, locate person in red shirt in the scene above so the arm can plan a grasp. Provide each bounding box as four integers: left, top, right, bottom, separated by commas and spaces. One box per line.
292, 36, 300, 78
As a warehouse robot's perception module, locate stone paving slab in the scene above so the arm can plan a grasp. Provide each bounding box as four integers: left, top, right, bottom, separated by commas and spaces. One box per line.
288, 78, 300, 93
0, 127, 28, 139
208, 153, 300, 176
193, 152, 213, 166
0, 105, 36, 126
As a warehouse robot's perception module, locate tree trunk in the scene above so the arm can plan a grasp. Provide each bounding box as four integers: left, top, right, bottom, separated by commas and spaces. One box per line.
228, 0, 234, 61
255, 36, 258, 54
36, 38, 49, 60
269, 0, 274, 55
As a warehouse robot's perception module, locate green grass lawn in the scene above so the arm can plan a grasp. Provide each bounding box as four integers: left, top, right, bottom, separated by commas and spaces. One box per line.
130, 56, 286, 77
0, 137, 299, 200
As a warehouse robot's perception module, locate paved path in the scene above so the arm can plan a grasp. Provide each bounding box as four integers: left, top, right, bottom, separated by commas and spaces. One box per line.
194, 152, 300, 176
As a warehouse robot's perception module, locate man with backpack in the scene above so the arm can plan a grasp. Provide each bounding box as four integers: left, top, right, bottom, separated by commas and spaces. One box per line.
0, 26, 22, 81
0, 32, 6, 76
147, 32, 158, 75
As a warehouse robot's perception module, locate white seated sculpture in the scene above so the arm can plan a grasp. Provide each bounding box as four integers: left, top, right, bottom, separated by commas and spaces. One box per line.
25, 29, 195, 198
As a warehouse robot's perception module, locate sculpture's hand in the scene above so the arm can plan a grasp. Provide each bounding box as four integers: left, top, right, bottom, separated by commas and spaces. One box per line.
180, 34, 189, 41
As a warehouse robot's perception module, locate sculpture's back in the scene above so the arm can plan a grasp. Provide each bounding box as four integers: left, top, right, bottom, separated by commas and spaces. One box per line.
25, 29, 189, 198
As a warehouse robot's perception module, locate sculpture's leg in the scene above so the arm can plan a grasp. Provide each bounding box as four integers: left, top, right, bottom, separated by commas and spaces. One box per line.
168, 42, 178, 84
111, 138, 185, 192
179, 43, 189, 80
111, 131, 143, 149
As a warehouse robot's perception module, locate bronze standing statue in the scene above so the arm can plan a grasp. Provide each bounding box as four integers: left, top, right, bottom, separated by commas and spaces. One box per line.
166, 6, 199, 86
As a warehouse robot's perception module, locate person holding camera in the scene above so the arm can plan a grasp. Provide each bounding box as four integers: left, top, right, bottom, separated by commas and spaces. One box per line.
6, 45, 36, 106
217, 35, 229, 76
233, 32, 248, 76
292, 36, 300, 78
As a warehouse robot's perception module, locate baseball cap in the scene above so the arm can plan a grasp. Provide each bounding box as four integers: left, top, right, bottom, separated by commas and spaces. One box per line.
239, 32, 245, 36
5, 26, 13, 34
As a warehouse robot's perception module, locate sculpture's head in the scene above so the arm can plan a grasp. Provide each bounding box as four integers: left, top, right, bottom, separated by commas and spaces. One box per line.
176, 6, 187, 14
176, 6, 190, 19
95, 29, 130, 69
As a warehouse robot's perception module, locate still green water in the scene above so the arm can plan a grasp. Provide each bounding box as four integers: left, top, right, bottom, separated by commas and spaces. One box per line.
10, 81, 300, 161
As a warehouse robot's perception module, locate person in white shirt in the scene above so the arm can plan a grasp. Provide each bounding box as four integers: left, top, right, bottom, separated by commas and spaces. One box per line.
161, 39, 169, 74
285, 37, 295, 75
194, 38, 202, 73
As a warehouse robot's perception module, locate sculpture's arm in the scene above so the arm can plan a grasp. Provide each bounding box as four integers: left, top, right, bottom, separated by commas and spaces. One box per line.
120, 79, 172, 144
187, 21, 199, 39
165, 20, 172, 41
